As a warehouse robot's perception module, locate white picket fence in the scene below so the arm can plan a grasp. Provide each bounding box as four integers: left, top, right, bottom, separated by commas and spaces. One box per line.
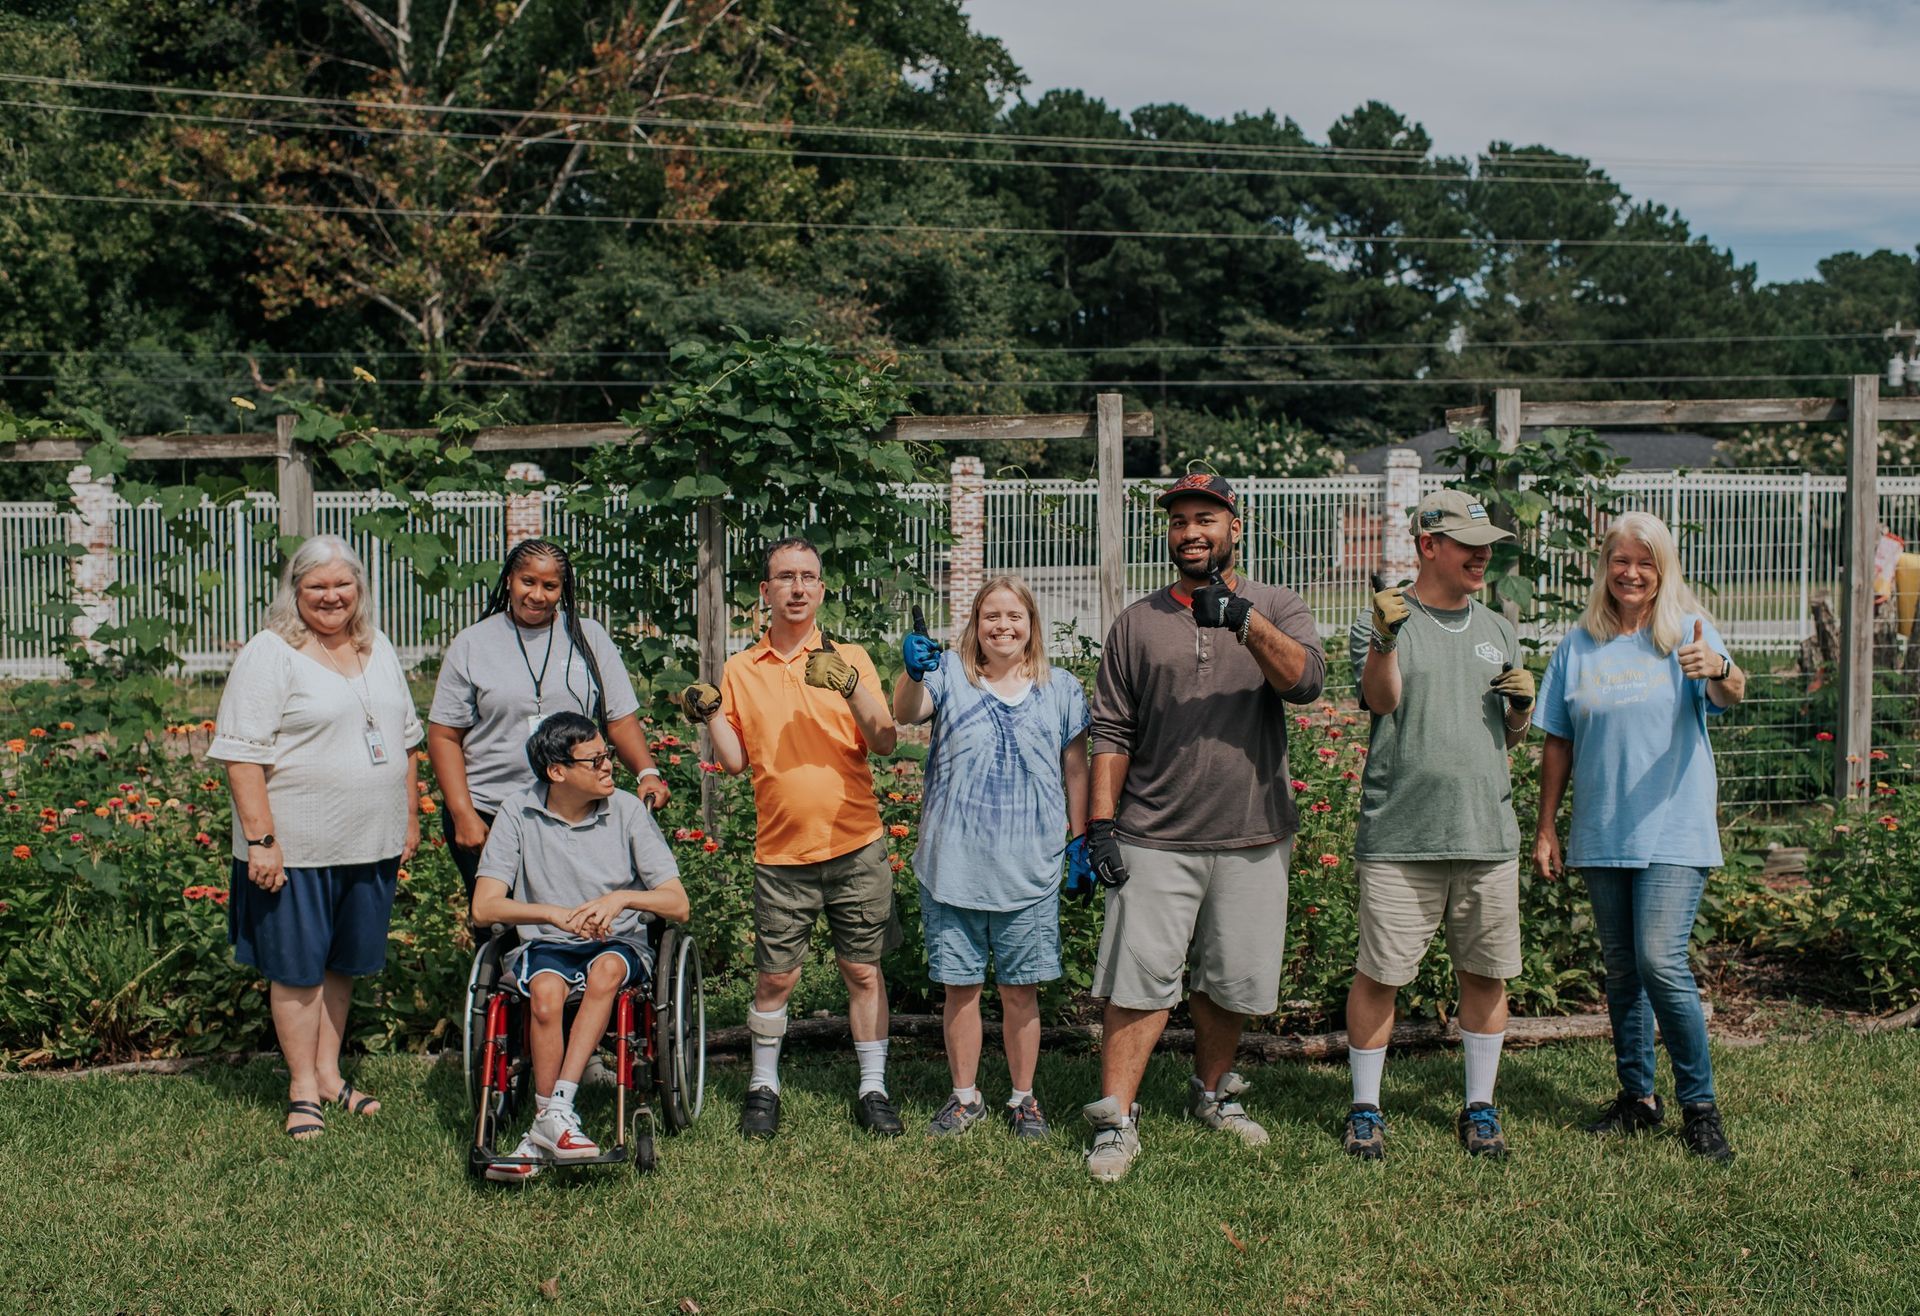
0, 470, 1876, 677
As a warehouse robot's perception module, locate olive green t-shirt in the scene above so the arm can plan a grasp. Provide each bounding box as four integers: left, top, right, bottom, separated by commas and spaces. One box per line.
1347, 593, 1522, 861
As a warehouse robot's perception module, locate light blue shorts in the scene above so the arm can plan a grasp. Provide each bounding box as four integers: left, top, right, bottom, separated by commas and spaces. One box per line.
920, 886, 1061, 986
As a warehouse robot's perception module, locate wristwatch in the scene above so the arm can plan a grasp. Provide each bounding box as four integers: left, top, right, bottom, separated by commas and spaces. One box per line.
245, 833, 276, 849
1716, 656, 1733, 681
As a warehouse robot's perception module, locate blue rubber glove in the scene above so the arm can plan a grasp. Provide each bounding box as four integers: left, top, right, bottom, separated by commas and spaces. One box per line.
1063, 834, 1095, 902
902, 631, 944, 681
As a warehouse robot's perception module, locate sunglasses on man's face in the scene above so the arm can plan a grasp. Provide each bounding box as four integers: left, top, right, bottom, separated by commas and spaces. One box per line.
566, 749, 616, 769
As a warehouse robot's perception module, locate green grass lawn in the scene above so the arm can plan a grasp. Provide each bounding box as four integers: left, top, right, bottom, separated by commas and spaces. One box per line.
7, 1033, 1918, 1315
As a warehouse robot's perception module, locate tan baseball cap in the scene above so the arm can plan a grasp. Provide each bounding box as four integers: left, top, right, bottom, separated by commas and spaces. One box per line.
1411, 488, 1514, 546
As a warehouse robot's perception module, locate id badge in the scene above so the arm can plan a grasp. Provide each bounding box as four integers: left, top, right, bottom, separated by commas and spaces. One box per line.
365, 727, 389, 766
526, 712, 546, 739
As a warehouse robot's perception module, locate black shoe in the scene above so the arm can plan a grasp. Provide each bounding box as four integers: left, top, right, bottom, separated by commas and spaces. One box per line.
1583, 1091, 1665, 1137
739, 1086, 781, 1140
1680, 1101, 1734, 1163
854, 1089, 904, 1137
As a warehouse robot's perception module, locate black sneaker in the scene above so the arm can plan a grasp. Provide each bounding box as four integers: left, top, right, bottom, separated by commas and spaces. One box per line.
855, 1089, 904, 1137
1680, 1101, 1734, 1163
739, 1086, 781, 1140
1342, 1103, 1386, 1160
1583, 1091, 1665, 1137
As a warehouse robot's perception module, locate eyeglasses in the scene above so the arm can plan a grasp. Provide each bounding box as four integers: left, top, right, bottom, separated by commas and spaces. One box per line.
769, 571, 822, 588
565, 750, 616, 768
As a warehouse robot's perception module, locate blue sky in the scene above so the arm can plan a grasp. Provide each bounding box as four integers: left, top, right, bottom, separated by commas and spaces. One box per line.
961, 0, 1920, 284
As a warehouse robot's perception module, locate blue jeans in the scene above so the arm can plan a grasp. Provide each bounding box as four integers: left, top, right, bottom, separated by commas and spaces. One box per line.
1581, 864, 1716, 1105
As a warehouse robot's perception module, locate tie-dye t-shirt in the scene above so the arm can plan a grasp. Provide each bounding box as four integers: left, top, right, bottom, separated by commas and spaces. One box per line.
912, 650, 1091, 911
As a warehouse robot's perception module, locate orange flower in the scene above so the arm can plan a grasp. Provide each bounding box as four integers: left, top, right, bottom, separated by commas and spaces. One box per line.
397, 867, 412, 883
418, 798, 437, 815
27, 727, 45, 739
93, 807, 109, 818
888, 824, 910, 839
11, 844, 31, 860
37, 824, 54, 834
210, 890, 229, 906
57, 721, 73, 731
199, 719, 215, 732
5, 739, 24, 754
701, 839, 719, 852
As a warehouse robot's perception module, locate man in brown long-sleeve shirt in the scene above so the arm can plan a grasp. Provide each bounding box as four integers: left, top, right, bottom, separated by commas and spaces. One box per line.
1080, 473, 1326, 1183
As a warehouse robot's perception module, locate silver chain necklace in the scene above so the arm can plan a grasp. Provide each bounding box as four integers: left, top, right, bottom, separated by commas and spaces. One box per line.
1406, 586, 1473, 635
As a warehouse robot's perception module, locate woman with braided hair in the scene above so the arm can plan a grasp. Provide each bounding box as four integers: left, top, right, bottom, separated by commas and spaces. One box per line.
428, 538, 669, 898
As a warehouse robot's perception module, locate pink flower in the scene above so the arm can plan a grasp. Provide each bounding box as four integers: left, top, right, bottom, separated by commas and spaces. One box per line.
1815, 731, 1834, 742
1290, 779, 1308, 793
1318, 854, 1340, 866
1316, 747, 1338, 760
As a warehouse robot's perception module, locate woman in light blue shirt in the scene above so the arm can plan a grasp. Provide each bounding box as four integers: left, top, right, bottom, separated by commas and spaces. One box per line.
1533, 512, 1746, 1162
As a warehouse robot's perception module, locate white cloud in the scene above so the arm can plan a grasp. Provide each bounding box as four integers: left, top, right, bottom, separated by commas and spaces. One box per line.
963, 0, 1920, 281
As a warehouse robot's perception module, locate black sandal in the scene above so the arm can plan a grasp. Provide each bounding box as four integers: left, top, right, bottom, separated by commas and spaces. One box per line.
332, 1082, 380, 1115
284, 1100, 326, 1140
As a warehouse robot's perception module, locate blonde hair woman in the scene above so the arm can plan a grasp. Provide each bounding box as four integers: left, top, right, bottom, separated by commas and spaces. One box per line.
1532, 512, 1745, 1161
891, 576, 1090, 1139
210, 536, 423, 1139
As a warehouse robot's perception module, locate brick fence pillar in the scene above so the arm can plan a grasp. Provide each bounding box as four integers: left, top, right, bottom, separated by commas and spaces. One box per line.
67, 464, 117, 657
948, 456, 985, 635
1383, 446, 1422, 582
505, 461, 546, 550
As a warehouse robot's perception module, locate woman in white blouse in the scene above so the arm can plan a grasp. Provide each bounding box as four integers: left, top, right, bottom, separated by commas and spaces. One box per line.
211, 535, 422, 1140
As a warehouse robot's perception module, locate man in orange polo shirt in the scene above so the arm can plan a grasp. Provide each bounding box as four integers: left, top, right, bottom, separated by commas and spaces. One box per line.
676, 537, 902, 1139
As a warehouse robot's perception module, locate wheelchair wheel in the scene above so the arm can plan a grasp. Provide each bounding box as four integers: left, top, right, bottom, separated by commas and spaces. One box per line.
653, 928, 706, 1132
462, 938, 503, 1113
632, 1131, 657, 1174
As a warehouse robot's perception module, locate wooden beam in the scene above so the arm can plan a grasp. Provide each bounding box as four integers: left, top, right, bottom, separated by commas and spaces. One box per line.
0, 433, 277, 462
1096, 393, 1126, 637
1492, 388, 1522, 626
1879, 397, 1920, 423
1446, 397, 1849, 430
1837, 375, 1878, 807
274, 414, 315, 543
880, 411, 1154, 443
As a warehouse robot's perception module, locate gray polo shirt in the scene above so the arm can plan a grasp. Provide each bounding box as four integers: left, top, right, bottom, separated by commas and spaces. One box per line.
1090, 578, 1326, 851
475, 786, 680, 971
429, 612, 641, 814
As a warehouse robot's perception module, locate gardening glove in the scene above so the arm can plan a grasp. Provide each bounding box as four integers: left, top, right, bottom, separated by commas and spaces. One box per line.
1191, 570, 1254, 638
804, 646, 861, 699
1369, 572, 1410, 652
1491, 663, 1535, 711
675, 682, 722, 723
1084, 818, 1131, 890
1063, 834, 1095, 903
902, 605, 943, 681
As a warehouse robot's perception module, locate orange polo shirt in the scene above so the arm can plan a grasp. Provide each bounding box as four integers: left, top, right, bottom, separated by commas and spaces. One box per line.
721, 627, 885, 865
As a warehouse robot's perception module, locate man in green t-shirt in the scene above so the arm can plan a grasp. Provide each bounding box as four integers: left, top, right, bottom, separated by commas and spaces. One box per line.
1340, 489, 1536, 1161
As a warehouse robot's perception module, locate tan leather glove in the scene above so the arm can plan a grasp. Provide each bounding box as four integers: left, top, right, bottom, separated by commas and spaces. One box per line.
1370, 585, 1411, 652
804, 650, 860, 699
675, 682, 722, 723
1490, 664, 1535, 711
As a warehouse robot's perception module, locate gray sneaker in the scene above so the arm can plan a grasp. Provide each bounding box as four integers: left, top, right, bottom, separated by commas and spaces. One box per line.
1082, 1097, 1142, 1183
1004, 1094, 1050, 1140
1186, 1072, 1270, 1147
927, 1093, 988, 1137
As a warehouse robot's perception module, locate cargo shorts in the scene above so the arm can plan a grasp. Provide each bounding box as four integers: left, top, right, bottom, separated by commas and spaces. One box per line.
1353, 857, 1522, 987
1090, 838, 1292, 1016
752, 836, 903, 974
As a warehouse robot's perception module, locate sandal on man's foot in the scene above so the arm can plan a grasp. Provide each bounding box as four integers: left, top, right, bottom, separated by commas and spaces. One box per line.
284, 1100, 326, 1140
331, 1082, 380, 1116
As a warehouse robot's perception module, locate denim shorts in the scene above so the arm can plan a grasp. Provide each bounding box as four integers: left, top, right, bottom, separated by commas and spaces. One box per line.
228, 857, 400, 988
920, 886, 1061, 986
513, 940, 648, 993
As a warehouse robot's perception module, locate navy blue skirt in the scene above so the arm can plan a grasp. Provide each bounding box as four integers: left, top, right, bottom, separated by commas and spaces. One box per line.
228, 857, 401, 988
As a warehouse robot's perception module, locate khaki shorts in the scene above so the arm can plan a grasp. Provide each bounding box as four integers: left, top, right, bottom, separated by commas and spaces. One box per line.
1091, 839, 1292, 1016
1354, 857, 1521, 987
753, 837, 902, 974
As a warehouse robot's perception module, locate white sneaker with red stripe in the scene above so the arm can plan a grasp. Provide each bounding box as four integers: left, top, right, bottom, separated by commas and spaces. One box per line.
529, 1104, 601, 1162
485, 1131, 546, 1183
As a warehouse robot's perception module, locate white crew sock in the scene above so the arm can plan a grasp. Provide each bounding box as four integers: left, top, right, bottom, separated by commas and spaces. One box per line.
551, 1079, 579, 1112
1348, 1044, 1387, 1108
534, 1092, 552, 1115
953, 1085, 981, 1107
853, 1039, 890, 1097
748, 1006, 786, 1094
1007, 1088, 1033, 1108
1460, 1027, 1505, 1107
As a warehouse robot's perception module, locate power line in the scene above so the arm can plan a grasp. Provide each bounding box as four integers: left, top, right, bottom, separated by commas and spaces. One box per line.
0, 186, 1793, 249
0, 331, 1888, 361
11, 72, 1918, 179
0, 372, 1854, 390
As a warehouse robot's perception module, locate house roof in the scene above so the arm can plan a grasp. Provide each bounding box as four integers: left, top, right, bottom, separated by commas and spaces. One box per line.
1348, 427, 1723, 474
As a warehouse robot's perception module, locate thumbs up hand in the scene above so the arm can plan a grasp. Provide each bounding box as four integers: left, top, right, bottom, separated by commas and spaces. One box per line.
1677, 618, 1724, 681
901, 606, 944, 682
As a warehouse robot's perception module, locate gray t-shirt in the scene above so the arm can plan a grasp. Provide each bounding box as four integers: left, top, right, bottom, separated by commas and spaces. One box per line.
1090, 579, 1326, 851
1348, 592, 1522, 861
429, 612, 640, 813
476, 786, 680, 972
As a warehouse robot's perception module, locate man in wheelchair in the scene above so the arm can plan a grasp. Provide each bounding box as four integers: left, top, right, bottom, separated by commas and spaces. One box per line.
470, 712, 688, 1181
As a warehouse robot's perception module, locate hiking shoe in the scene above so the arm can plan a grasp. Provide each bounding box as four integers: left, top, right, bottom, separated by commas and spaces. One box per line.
739, 1086, 781, 1141
1005, 1094, 1051, 1141
1342, 1103, 1386, 1160
529, 1106, 600, 1162
855, 1089, 905, 1137
1083, 1097, 1142, 1183
1584, 1091, 1665, 1137
485, 1131, 546, 1183
1456, 1102, 1510, 1159
1185, 1071, 1270, 1147
1680, 1101, 1735, 1163
928, 1093, 988, 1138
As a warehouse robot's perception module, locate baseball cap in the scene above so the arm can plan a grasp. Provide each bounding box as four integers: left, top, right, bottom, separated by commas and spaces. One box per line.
1157, 473, 1237, 512
1411, 489, 1514, 546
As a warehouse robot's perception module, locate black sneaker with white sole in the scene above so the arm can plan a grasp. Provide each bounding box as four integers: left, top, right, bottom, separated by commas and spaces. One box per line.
1584, 1091, 1665, 1137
